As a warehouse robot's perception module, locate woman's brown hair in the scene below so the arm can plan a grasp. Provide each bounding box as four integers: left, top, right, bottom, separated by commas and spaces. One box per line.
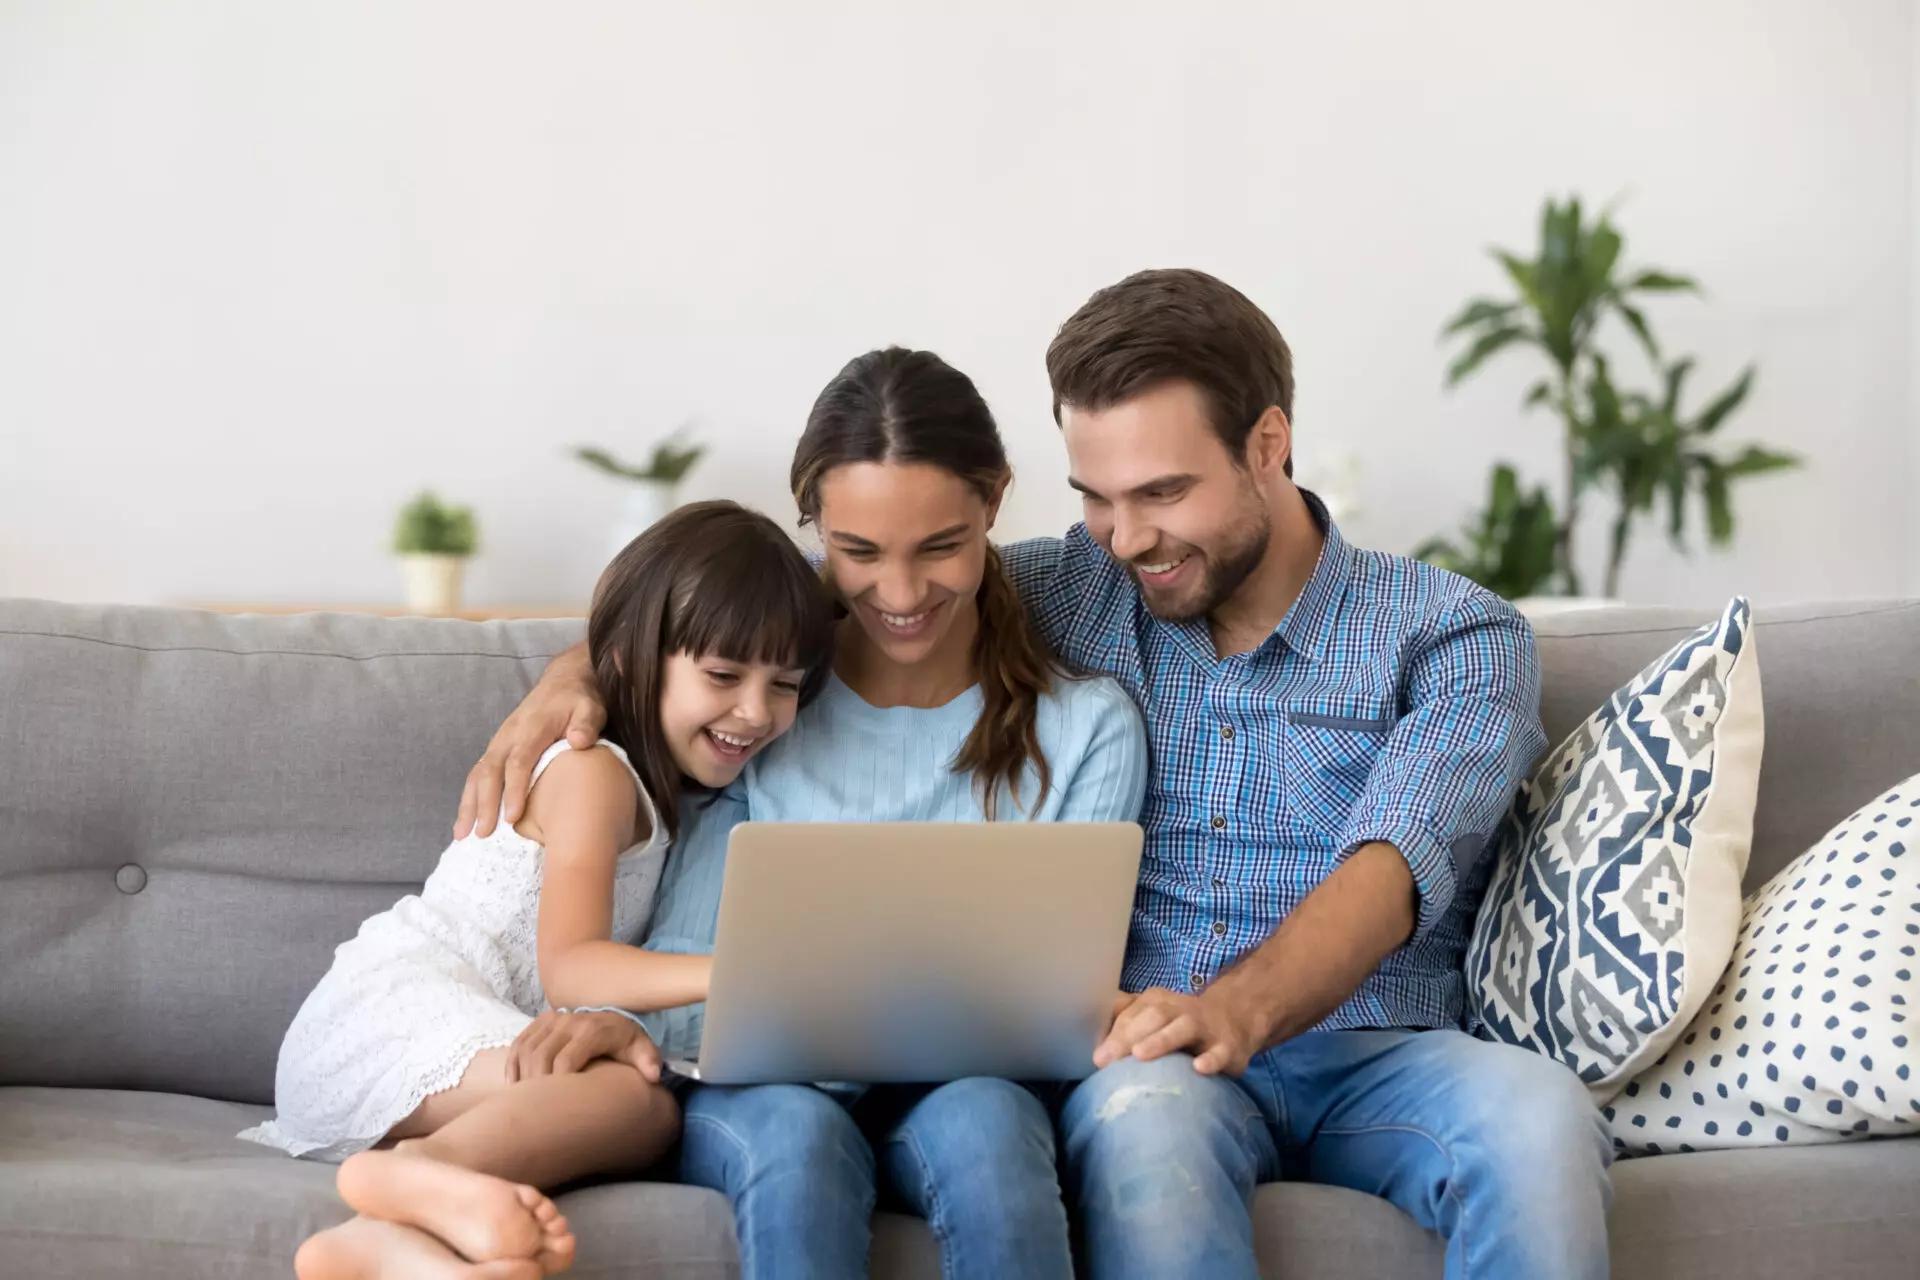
588, 499, 836, 839
791, 347, 1060, 819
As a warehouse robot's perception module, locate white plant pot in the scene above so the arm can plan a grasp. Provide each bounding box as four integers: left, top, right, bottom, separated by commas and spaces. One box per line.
400, 553, 468, 616
609, 481, 680, 560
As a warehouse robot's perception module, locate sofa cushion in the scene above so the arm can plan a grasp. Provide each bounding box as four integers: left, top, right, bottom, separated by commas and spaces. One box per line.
1466, 599, 1763, 1097
6, 1086, 1916, 1280
1606, 772, 1920, 1154
0, 1085, 919, 1280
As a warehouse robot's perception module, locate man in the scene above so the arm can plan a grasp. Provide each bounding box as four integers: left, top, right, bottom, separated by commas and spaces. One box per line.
458, 269, 1611, 1279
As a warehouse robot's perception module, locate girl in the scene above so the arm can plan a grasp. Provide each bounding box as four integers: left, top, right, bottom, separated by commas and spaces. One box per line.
465, 349, 1152, 1279
242, 501, 836, 1280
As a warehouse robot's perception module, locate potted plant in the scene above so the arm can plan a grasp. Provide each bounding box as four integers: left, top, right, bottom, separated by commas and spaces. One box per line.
392, 491, 478, 615
1426, 196, 1798, 602
574, 429, 706, 560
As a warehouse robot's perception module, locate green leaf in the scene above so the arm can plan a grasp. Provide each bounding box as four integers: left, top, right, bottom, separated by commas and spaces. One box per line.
1446, 325, 1530, 385
1624, 269, 1698, 293
1695, 367, 1755, 434
1442, 298, 1519, 337
573, 446, 647, 481
1494, 250, 1546, 315
1522, 379, 1553, 409
392, 491, 479, 556
1585, 222, 1623, 293
1665, 468, 1688, 543
576, 434, 706, 484
1702, 465, 1734, 543
1721, 444, 1798, 477
1586, 355, 1623, 429
1615, 301, 1660, 364
1660, 358, 1695, 417
1542, 198, 1578, 272
1411, 464, 1559, 599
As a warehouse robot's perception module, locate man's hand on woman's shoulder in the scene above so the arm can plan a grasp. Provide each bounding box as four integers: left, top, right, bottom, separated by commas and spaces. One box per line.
455, 641, 607, 839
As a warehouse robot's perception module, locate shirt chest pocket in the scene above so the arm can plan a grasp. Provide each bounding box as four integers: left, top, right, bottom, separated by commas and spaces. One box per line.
1282, 704, 1396, 835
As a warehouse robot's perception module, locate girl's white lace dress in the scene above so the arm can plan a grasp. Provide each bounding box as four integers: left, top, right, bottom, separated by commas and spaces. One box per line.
238, 739, 666, 1160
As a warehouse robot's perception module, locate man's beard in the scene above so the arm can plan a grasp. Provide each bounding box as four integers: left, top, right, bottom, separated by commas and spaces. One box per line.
1132, 505, 1272, 623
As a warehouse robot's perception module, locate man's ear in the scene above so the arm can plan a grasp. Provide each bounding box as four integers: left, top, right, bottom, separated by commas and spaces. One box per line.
1245, 407, 1292, 479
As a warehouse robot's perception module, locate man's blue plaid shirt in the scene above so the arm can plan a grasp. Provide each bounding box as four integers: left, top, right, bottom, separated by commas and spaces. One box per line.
1003, 494, 1546, 1031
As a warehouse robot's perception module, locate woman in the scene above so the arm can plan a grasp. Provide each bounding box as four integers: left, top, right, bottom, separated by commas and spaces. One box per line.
461, 348, 1148, 1279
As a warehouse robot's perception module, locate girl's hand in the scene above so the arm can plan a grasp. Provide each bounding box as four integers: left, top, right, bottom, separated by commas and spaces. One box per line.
506, 1009, 664, 1083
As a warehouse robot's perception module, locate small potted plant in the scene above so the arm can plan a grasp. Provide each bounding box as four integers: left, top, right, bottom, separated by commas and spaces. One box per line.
392, 491, 478, 615
574, 430, 705, 560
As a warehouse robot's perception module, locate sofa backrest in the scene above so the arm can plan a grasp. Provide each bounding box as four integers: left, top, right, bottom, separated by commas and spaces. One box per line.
2, 597, 1915, 1102
0, 601, 583, 1102
1530, 599, 1918, 887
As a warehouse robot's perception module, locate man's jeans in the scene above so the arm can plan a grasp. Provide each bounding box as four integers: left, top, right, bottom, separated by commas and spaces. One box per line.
677, 1077, 1072, 1280
1057, 1029, 1614, 1280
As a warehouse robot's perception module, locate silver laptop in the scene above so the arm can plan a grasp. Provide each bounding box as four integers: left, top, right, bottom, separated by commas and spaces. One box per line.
667, 821, 1143, 1085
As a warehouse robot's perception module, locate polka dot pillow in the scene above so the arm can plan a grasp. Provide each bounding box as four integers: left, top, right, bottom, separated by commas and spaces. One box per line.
1606, 772, 1920, 1155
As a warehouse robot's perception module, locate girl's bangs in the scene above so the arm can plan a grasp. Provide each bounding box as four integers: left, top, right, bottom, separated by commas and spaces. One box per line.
666, 552, 832, 672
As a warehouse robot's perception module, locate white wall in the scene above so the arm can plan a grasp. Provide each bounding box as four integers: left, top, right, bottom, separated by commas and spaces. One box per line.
2, 0, 1913, 609
1912, 1, 1920, 594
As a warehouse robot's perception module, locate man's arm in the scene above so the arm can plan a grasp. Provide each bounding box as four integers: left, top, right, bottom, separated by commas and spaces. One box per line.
1096, 593, 1545, 1074
454, 640, 608, 838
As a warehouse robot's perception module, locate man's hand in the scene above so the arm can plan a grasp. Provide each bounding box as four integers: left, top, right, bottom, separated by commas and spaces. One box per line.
505, 1009, 663, 1083
1094, 987, 1269, 1077
456, 642, 604, 839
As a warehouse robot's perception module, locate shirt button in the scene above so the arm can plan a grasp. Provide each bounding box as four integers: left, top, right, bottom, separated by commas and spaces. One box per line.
1212, 921, 1227, 936
1210, 815, 1226, 830
1221, 725, 1235, 741
1212, 877, 1225, 889
1191, 972, 1206, 990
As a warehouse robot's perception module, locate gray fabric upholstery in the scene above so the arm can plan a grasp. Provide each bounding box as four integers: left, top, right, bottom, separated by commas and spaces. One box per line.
3, 596, 1918, 1278
1531, 598, 1920, 888
4, 1086, 1916, 1279
0, 601, 584, 1101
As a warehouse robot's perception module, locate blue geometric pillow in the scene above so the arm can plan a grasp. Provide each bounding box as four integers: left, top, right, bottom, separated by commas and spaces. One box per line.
1465, 597, 1764, 1100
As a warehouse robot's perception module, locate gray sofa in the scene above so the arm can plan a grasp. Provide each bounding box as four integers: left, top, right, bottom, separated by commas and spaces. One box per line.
3, 596, 1917, 1279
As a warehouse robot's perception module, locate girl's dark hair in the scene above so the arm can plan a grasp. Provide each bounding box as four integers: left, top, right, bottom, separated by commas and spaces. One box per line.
791, 346, 1059, 819
588, 500, 836, 839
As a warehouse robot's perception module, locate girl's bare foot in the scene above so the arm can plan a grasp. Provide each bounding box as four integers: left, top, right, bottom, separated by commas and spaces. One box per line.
294, 1216, 542, 1280
335, 1149, 571, 1269
523, 1187, 578, 1274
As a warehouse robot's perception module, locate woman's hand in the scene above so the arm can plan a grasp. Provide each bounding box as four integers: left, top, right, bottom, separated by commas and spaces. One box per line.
505, 1009, 664, 1083
456, 642, 606, 839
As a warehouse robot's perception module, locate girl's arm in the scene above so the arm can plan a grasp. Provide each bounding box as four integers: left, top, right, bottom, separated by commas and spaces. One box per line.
528, 747, 713, 1011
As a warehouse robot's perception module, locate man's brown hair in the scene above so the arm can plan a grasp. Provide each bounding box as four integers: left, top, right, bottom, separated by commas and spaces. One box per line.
1045, 268, 1295, 477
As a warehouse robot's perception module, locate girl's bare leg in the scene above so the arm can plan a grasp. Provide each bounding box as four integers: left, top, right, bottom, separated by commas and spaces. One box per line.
398, 1058, 680, 1188
323, 1053, 677, 1275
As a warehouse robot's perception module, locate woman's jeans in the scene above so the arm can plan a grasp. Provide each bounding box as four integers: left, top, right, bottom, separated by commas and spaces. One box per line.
677, 1076, 1072, 1280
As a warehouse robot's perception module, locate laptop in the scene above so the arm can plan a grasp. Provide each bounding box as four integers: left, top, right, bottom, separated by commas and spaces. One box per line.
666, 821, 1143, 1085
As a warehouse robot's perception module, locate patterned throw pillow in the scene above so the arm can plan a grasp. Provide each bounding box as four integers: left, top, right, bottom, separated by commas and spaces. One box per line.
1465, 597, 1763, 1100
1605, 774, 1920, 1155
